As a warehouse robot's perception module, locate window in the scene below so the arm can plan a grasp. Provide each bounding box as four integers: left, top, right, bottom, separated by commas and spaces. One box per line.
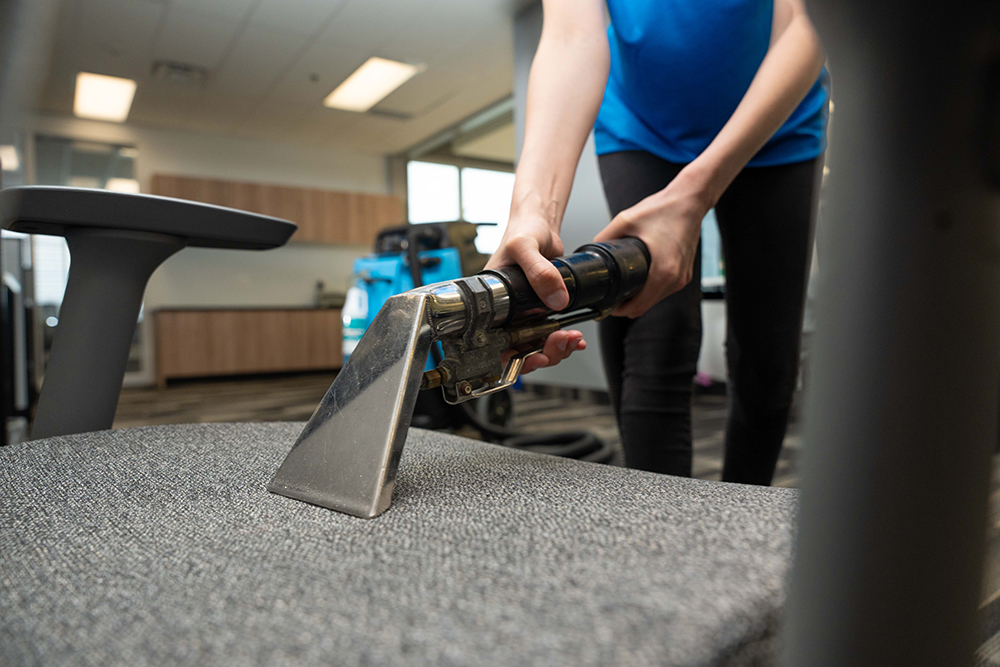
701, 209, 724, 290
406, 160, 514, 255
407, 161, 460, 224
31, 236, 71, 305
407, 159, 723, 289
31, 136, 149, 380
32, 136, 139, 308
460, 168, 515, 254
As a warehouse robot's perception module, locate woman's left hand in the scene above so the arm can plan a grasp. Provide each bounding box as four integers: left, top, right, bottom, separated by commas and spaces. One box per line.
594, 169, 712, 318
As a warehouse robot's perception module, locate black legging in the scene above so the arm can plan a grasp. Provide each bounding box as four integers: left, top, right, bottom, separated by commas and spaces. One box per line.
598, 150, 821, 485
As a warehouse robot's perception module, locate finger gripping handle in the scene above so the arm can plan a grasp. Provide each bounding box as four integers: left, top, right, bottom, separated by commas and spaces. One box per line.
482, 237, 650, 323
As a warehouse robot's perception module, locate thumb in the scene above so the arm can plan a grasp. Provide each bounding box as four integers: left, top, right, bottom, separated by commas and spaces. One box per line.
594, 213, 637, 244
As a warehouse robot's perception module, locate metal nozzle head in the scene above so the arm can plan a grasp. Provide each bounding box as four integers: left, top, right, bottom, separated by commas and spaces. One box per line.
268, 292, 433, 518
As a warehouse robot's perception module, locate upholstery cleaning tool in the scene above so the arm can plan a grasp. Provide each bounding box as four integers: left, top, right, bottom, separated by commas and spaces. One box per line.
269, 238, 650, 518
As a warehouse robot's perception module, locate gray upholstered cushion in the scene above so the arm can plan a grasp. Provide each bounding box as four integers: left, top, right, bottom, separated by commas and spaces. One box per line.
1, 423, 797, 666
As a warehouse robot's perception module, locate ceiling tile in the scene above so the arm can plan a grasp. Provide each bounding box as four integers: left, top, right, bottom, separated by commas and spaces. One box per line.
128, 82, 201, 128
73, 42, 153, 81
154, 8, 243, 70
211, 27, 307, 98
433, 26, 512, 79
282, 107, 365, 146
373, 63, 513, 153
39, 0, 519, 158
185, 91, 259, 134
39, 62, 77, 116
374, 69, 463, 117
264, 38, 370, 107
78, 0, 165, 60
325, 112, 410, 154
315, 0, 427, 51
376, 0, 502, 67
236, 98, 315, 139
171, 0, 258, 22
249, 0, 349, 36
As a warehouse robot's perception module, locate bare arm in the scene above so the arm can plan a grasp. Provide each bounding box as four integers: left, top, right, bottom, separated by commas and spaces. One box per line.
597, 0, 826, 316
681, 0, 824, 205
485, 0, 609, 370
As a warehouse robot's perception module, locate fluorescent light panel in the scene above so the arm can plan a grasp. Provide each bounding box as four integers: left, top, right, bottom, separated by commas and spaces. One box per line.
0, 145, 19, 171
74, 72, 137, 122
323, 57, 420, 112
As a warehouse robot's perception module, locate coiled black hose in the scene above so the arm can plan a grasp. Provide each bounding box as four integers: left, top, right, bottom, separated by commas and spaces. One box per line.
456, 401, 614, 464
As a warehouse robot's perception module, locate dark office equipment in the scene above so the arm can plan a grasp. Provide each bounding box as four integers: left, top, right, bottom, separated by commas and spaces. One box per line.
780, 2, 998, 666
1, 234, 32, 445
0, 186, 297, 439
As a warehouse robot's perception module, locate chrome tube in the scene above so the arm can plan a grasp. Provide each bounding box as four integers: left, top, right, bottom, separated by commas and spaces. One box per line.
417, 274, 512, 338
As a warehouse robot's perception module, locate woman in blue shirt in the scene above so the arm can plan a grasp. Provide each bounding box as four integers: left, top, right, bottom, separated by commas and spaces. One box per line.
486, 0, 829, 484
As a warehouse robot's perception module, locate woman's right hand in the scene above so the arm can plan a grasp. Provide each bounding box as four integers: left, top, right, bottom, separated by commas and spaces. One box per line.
485, 210, 570, 311
482, 0, 609, 372
486, 210, 584, 373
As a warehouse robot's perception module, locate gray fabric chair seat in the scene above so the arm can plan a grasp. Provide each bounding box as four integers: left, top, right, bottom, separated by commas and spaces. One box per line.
1, 423, 798, 666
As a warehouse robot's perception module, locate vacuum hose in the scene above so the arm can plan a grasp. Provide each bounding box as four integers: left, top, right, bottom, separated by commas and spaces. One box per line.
483, 237, 650, 323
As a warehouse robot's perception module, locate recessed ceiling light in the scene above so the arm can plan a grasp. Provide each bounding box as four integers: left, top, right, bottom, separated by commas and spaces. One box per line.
73, 72, 137, 122
105, 178, 141, 193
0, 145, 19, 171
323, 57, 421, 112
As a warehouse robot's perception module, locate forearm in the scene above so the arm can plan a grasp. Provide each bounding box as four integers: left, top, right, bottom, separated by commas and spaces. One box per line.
682, 11, 826, 205
512, 11, 609, 231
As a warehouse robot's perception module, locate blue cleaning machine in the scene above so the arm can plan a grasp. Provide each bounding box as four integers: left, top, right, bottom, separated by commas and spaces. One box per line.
345, 247, 464, 371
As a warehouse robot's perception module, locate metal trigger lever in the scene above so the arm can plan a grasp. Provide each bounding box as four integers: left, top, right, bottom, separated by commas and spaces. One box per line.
428, 306, 611, 405
440, 346, 544, 405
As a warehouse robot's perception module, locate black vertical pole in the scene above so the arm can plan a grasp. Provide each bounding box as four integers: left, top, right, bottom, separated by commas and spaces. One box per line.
30, 229, 182, 439
0, 170, 8, 446
782, 3, 1000, 666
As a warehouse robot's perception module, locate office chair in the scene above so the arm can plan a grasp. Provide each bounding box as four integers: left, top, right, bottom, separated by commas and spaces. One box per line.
0, 186, 297, 439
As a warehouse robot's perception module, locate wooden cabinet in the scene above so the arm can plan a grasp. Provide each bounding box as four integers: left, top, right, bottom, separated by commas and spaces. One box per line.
155, 309, 342, 387
149, 174, 404, 246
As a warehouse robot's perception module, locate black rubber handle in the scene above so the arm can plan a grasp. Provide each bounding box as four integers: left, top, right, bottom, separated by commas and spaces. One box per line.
482, 237, 650, 323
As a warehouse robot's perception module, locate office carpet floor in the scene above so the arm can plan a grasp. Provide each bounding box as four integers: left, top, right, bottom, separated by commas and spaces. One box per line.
113, 371, 1000, 663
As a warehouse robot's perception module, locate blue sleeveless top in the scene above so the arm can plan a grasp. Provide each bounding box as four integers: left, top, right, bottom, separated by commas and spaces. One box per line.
594, 0, 829, 167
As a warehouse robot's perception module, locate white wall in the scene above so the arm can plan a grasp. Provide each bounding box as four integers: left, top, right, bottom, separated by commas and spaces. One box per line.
26, 114, 389, 195
143, 245, 365, 308
24, 113, 389, 310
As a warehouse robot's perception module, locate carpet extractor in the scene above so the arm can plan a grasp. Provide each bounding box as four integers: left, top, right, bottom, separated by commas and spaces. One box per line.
269, 237, 650, 518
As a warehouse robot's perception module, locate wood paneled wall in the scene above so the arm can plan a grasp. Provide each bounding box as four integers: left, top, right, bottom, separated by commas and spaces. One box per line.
155, 309, 342, 387
150, 174, 404, 246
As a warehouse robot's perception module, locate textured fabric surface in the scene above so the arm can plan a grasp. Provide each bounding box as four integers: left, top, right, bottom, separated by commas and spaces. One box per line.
1, 423, 797, 666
